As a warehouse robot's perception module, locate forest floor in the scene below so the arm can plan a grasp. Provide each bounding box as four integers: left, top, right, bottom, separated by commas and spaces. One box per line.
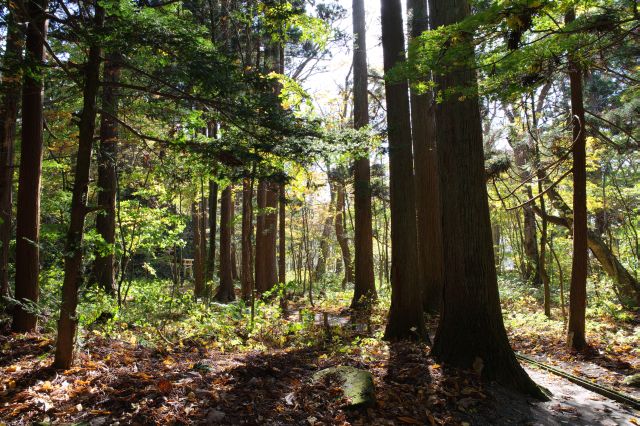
1, 302, 639, 425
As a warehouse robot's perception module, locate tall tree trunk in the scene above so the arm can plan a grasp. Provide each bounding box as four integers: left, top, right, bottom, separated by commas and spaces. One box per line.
255, 180, 267, 293
13, 0, 48, 332
215, 185, 235, 302
428, 0, 543, 397
351, 0, 376, 307
54, 5, 104, 368
264, 181, 279, 291
0, 4, 23, 300
92, 54, 120, 296
406, 0, 444, 313
241, 177, 254, 299
315, 213, 333, 281
192, 201, 206, 298
278, 184, 286, 285
208, 178, 218, 282
332, 181, 353, 287
565, 9, 588, 351
380, 0, 425, 340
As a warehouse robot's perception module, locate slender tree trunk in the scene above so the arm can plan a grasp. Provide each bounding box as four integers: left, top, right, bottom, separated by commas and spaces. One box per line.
255, 180, 267, 293
406, 0, 444, 313
428, 0, 543, 398
54, 5, 104, 368
208, 178, 218, 282
565, 9, 588, 351
241, 177, 254, 300
315, 213, 333, 281
351, 0, 376, 308
92, 54, 120, 295
380, 0, 425, 340
264, 181, 279, 291
278, 184, 286, 285
333, 181, 353, 287
215, 185, 235, 302
0, 4, 23, 300
192, 201, 206, 298
13, 0, 48, 332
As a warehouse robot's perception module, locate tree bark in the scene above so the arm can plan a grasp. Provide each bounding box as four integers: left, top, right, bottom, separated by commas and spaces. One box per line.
13, 0, 48, 332
0, 3, 23, 300
215, 185, 235, 302
380, 0, 426, 340
241, 177, 254, 300
278, 184, 286, 286
566, 9, 588, 351
428, 0, 544, 397
54, 5, 104, 368
406, 0, 444, 313
332, 181, 353, 287
208, 178, 218, 282
351, 0, 376, 307
192, 201, 206, 298
264, 181, 279, 291
255, 180, 267, 293
92, 54, 120, 296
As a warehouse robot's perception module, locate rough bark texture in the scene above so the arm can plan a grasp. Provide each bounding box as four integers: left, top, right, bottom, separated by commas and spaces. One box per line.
241, 177, 254, 300
407, 0, 444, 313
428, 0, 544, 398
566, 9, 588, 351
192, 202, 206, 298
351, 0, 376, 307
0, 4, 22, 300
380, 0, 425, 340
332, 181, 353, 287
278, 184, 286, 286
264, 181, 279, 291
215, 185, 235, 302
54, 7, 104, 368
13, 0, 48, 332
314, 214, 333, 281
255, 180, 267, 293
92, 54, 120, 295
208, 179, 218, 282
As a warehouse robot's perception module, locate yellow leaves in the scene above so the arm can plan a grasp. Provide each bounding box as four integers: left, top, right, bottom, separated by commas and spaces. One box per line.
40, 381, 53, 392
5, 365, 20, 373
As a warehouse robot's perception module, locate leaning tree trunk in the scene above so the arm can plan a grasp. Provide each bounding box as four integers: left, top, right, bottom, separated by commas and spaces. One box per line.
215, 185, 235, 302
0, 3, 23, 300
380, 0, 426, 341
54, 5, 104, 369
92, 53, 120, 295
13, 0, 48, 332
428, 0, 544, 398
406, 0, 444, 313
351, 0, 377, 308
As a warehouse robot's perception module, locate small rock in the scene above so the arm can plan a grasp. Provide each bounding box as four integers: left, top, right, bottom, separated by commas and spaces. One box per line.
206, 409, 226, 424
312, 365, 375, 408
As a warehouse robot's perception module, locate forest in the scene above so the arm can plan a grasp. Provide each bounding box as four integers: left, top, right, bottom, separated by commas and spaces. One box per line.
0, 0, 639, 424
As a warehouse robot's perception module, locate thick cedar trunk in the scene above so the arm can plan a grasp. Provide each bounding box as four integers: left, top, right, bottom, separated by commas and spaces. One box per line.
406, 0, 444, 313
278, 184, 286, 285
0, 5, 22, 300
255, 180, 267, 293
208, 179, 218, 282
333, 181, 353, 286
428, 0, 543, 397
92, 55, 120, 295
192, 202, 206, 298
351, 0, 376, 307
264, 181, 279, 290
215, 185, 235, 302
241, 177, 254, 299
566, 10, 588, 351
380, 0, 425, 340
13, 0, 48, 332
54, 6, 104, 368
